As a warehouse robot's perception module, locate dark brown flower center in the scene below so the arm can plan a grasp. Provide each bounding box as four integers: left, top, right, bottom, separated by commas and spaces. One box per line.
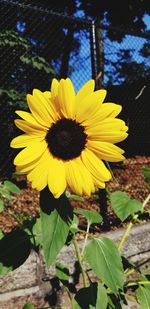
46, 118, 87, 160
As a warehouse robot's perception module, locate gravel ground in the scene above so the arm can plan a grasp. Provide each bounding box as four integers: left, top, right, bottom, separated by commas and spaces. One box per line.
0, 155, 149, 233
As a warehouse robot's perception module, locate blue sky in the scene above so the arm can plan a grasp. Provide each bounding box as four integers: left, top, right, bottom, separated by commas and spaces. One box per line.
70, 13, 150, 91
16, 12, 150, 92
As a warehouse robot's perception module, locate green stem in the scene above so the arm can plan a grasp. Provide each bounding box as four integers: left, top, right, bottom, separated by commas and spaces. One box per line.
105, 161, 117, 182
126, 281, 150, 287
118, 216, 137, 251
143, 193, 150, 208
73, 235, 88, 288
81, 222, 90, 255
64, 286, 72, 301
64, 286, 74, 309
118, 193, 150, 251
125, 268, 136, 276
78, 229, 94, 239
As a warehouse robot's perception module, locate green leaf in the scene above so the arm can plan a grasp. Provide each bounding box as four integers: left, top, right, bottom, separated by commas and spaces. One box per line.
70, 194, 84, 201
0, 230, 4, 240
70, 214, 79, 234
139, 275, 150, 291
136, 286, 150, 309
0, 262, 12, 275
96, 283, 108, 309
107, 294, 122, 309
22, 304, 36, 309
143, 168, 150, 183
0, 188, 12, 200
41, 209, 70, 267
73, 282, 108, 309
40, 189, 73, 267
75, 209, 102, 225
73, 283, 98, 309
32, 218, 42, 247
110, 191, 143, 221
84, 237, 124, 293
0, 199, 4, 212
4, 180, 20, 194
0, 229, 31, 270
56, 262, 69, 285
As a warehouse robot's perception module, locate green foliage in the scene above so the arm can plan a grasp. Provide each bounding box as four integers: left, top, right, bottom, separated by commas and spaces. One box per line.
0, 179, 20, 211
73, 282, 108, 309
0, 31, 29, 49
0, 230, 4, 240
0, 88, 26, 109
31, 217, 42, 247
41, 207, 71, 267
0, 262, 12, 276
69, 214, 79, 234
0, 229, 31, 275
20, 54, 55, 74
4, 180, 20, 194
136, 286, 150, 309
84, 237, 124, 293
56, 262, 70, 285
40, 189, 73, 267
143, 167, 150, 184
0, 199, 4, 213
110, 191, 143, 221
66, 190, 84, 201
95, 283, 108, 309
22, 304, 36, 309
107, 294, 123, 309
0, 30, 56, 109
75, 209, 103, 225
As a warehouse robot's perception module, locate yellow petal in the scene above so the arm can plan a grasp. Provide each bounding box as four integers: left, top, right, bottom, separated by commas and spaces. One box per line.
47, 156, 66, 198
32, 89, 56, 121
81, 149, 111, 185
88, 131, 128, 143
11, 134, 45, 148
86, 118, 127, 133
16, 148, 49, 173
86, 118, 128, 143
15, 110, 44, 127
51, 78, 59, 100
14, 141, 47, 166
27, 89, 56, 127
50, 78, 62, 119
76, 80, 95, 104
76, 89, 107, 123
58, 78, 75, 119
82, 103, 122, 127
16, 158, 40, 173
65, 158, 95, 196
27, 150, 50, 191
43, 91, 51, 99
87, 140, 125, 162
15, 119, 47, 135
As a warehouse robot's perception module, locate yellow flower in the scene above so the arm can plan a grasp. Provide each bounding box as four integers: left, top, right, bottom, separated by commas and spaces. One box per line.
11, 78, 128, 198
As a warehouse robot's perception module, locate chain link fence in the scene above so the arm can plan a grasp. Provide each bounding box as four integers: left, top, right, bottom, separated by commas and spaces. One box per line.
0, 0, 150, 177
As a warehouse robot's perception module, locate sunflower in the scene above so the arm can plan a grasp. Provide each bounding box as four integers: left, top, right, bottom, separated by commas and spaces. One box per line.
11, 78, 128, 198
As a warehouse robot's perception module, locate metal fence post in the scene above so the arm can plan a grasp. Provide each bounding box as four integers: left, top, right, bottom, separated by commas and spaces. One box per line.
90, 20, 103, 89
90, 20, 109, 229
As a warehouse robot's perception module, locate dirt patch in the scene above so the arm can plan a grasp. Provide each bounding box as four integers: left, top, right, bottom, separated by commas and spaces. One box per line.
0, 156, 149, 233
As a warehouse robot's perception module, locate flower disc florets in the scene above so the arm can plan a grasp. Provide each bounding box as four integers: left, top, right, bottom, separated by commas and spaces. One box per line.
46, 118, 87, 160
